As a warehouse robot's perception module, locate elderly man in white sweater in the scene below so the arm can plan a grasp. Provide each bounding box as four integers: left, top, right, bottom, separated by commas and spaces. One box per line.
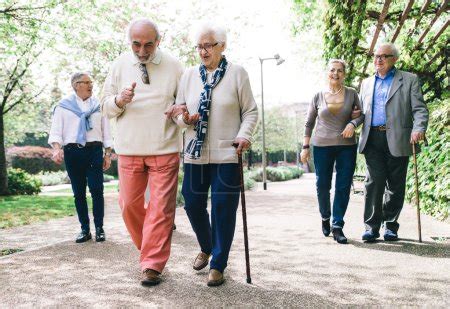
167, 22, 258, 287
101, 18, 183, 287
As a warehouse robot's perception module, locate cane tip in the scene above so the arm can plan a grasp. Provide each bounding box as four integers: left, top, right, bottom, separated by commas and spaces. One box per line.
247, 278, 252, 284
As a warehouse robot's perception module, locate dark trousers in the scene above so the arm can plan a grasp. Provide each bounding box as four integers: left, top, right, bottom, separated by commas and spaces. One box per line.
182, 163, 240, 273
64, 144, 104, 231
313, 144, 357, 229
363, 130, 409, 233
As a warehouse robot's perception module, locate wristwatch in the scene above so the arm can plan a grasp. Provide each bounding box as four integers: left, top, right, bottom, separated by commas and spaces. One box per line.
302, 145, 310, 149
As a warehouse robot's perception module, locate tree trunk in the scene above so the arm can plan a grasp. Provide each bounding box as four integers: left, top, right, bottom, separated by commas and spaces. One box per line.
0, 114, 9, 195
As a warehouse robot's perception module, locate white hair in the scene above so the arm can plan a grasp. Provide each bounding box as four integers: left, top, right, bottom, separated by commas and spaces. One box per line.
328, 59, 347, 72
71, 72, 90, 90
376, 42, 400, 58
126, 18, 160, 42
192, 22, 227, 46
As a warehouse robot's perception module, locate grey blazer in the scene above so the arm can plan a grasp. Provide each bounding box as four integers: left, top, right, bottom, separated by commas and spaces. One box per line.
358, 69, 429, 157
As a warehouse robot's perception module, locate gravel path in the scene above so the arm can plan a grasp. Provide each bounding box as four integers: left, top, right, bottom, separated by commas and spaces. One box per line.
1, 174, 449, 307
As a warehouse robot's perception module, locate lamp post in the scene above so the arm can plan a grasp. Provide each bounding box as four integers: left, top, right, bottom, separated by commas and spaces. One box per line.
259, 54, 285, 190
295, 110, 300, 168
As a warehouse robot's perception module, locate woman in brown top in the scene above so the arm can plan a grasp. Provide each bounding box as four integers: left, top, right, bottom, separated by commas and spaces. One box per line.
300, 59, 364, 244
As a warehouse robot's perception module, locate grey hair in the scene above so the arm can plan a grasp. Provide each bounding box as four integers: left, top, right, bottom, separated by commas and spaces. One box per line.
328, 59, 347, 72
71, 72, 90, 90
193, 22, 227, 47
126, 18, 161, 42
376, 42, 400, 58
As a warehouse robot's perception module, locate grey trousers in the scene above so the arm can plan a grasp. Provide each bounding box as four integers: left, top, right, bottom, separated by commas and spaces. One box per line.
363, 130, 409, 233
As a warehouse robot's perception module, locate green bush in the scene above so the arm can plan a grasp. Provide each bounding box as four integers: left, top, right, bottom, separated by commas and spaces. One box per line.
243, 171, 256, 190
38, 171, 115, 186
7, 168, 42, 195
405, 99, 449, 220
38, 171, 70, 186
247, 166, 303, 182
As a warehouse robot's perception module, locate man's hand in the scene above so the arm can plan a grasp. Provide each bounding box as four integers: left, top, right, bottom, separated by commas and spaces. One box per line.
300, 149, 310, 164
182, 111, 200, 125
233, 137, 251, 155
341, 123, 355, 138
165, 104, 187, 119
410, 131, 425, 144
115, 82, 136, 108
52, 148, 64, 164
103, 155, 111, 171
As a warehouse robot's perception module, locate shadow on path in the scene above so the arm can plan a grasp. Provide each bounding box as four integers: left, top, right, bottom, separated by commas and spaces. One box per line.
349, 239, 450, 258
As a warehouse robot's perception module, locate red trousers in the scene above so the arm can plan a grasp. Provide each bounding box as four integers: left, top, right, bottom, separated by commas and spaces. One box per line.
118, 153, 179, 272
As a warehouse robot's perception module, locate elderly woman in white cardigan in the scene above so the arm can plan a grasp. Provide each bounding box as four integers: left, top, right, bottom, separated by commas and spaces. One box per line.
167, 22, 258, 286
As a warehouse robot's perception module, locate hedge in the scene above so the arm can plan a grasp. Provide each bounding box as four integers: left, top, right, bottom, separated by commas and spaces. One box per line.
405, 99, 449, 220
7, 146, 65, 174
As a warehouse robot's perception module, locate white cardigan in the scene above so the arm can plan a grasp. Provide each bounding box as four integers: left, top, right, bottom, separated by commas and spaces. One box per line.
175, 62, 258, 164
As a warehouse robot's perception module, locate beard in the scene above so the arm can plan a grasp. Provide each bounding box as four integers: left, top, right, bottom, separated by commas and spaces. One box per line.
133, 50, 157, 64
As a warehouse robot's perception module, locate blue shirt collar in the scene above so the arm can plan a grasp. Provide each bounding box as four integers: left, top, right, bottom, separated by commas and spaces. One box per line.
376, 67, 396, 80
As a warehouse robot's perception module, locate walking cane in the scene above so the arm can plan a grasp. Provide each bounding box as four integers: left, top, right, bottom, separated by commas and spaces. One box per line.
412, 142, 422, 243
233, 143, 252, 284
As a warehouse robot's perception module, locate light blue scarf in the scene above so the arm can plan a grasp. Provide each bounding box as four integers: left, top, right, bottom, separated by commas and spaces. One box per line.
58, 94, 100, 146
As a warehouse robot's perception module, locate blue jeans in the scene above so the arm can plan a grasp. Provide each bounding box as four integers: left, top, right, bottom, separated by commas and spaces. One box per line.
64, 144, 104, 231
313, 144, 357, 229
182, 163, 240, 273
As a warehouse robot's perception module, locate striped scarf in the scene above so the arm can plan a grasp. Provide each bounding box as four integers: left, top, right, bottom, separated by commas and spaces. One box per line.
186, 56, 228, 159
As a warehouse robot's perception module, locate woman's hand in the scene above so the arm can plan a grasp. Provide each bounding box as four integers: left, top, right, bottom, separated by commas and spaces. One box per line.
165, 104, 187, 119
103, 155, 111, 171
51, 148, 64, 164
182, 111, 200, 125
300, 149, 310, 164
341, 123, 355, 138
351, 109, 361, 119
232, 137, 251, 155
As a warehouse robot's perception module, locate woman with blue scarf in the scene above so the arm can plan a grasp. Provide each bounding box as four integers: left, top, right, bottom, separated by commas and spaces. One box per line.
170, 23, 258, 286
49, 73, 113, 243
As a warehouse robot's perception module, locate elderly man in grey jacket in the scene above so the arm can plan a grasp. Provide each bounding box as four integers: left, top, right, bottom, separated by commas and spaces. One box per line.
358, 43, 428, 242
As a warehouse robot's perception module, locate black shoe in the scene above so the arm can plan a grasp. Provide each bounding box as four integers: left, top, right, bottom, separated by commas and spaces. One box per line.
384, 229, 399, 241
76, 230, 92, 243
362, 230, 380, 242
322, 219, 331, 236
173, 224, 176, 231
332, 228, 348, 244
95, 227, 106, 242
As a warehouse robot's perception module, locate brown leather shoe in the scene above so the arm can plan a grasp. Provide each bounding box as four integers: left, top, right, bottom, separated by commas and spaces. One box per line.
207, 269, 225, 287
141, 269, 161, 286
193, 252, 210, 271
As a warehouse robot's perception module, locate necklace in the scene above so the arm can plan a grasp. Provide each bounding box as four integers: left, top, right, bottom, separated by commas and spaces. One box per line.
327, 86, 343, 96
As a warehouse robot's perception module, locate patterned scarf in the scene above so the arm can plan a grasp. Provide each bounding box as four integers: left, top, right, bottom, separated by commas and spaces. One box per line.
186, 56, 228, 159
58, 94, 100, 146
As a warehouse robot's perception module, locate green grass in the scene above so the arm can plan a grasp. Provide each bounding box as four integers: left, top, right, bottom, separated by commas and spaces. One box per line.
0, 195, 90, 229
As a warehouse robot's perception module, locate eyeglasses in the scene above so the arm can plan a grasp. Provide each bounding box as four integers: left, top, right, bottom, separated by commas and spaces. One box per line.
76, 81, 93, 85
139, 63, 150, 84
374, 54, 394, 61
195, 42, 219, 53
